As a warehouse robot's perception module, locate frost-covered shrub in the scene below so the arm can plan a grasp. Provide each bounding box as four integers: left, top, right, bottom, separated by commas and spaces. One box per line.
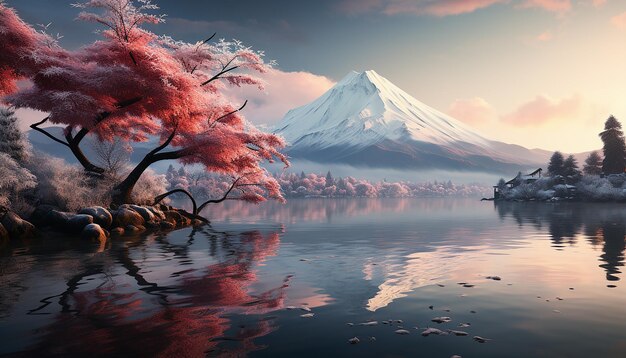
130, 168, 169, 205
576, 176, 624, 201
0, 153, 37, 210
26, 154, 94, 211
509, 183, 539, 200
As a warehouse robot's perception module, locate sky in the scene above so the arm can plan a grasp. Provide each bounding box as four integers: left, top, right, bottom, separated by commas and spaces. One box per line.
8, 0, 626, 153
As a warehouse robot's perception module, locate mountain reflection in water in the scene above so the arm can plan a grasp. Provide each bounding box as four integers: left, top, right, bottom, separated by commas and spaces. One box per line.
2, 198, 626, 357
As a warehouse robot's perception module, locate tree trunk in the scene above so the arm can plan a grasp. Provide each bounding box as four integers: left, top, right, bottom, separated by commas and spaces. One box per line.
112, 149, 184, 204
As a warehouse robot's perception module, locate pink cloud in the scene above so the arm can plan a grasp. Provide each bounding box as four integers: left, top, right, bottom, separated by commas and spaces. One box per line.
611, 12, 626, 30
447, 97, 497, 125
223, 69, 335, 126
337, 0, 505, 17
337, 0, 590, 16
535, 30, 554, 41
519, 0, 572, 13
501, 94, 582, 126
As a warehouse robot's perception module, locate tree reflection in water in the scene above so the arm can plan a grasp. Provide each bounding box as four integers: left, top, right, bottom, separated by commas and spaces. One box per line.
16, 227, 287, 357
495, 202, 626, 282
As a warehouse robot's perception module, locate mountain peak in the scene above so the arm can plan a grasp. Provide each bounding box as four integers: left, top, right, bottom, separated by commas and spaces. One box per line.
273, 70, 548, 171
275, 70, 489, 149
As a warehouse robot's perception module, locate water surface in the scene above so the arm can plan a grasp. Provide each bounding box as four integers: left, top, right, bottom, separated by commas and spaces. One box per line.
2, 198, 626, 357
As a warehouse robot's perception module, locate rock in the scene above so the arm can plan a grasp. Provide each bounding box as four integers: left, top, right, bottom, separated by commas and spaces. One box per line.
78, 207, 112, 228
300, 306, 311, 312
160, 221, 175, 230
29, 205, 57, 227
43, 210, 72, 229
81, 223, 107, 240
113, 208, 144, 228
147, 207, 166, 220
431, 317, 451, 324
163, 210, 184, 226
110, 227, 125, 235
463, 284, 475, 288
458, 323, 471, 328
448, 330, 468, 336
348, 337, 360, 344
0, 223, 9, 241
125, 225, 145, 233
1, 211, 35, 239
129, 205, 155, 222
421, 328, 444, 336
359, 321, 378, 326
486, 276, 501, 281
67, 214, 94, 233
395, 329, 410, 335
473, 336, 491, 343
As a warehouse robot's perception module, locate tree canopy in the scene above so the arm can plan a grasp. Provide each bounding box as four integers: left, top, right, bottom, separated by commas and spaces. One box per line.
0, 0, 289, 205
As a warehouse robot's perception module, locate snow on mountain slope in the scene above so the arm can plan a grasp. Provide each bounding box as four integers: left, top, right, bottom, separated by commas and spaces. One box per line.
274, 70, 549, 172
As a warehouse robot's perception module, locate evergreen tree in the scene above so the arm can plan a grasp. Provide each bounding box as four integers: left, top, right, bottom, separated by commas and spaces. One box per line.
547, 151, 565, 176
325, 170, 334, 187
563, 155, 581, 180
300, 171, 306, 179
583, 151, 603, 176
0, 107, 27, 162
497, 178, 507, 191
599, 116, 626, 174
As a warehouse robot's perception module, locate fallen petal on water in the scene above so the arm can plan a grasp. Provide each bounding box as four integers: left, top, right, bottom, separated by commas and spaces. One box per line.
301, 313, 314, 318
458, 323, 471, 328
395, 329, 410, 335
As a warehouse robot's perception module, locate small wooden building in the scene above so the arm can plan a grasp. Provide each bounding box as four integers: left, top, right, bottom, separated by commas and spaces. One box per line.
494, 168, 542, 199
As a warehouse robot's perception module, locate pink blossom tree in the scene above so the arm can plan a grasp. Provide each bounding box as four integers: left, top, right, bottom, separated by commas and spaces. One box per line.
0, 0, 288, 205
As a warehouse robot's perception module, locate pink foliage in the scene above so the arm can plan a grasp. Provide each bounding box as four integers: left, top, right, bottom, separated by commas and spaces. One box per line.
0, 0, 288, 203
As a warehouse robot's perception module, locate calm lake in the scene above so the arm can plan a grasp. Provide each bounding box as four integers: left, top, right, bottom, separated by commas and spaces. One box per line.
2, 198, 626, 357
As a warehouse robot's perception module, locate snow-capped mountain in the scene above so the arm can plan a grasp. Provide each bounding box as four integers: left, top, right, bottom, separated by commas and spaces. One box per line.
274, 70, 550, 173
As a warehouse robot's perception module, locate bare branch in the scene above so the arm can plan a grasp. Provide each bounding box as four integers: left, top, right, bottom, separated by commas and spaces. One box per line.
209, 100, 247, 128
30, 117, 70, 148
201, 65, 239, 86
197, 177, 242, 212
153, 188, 197, 215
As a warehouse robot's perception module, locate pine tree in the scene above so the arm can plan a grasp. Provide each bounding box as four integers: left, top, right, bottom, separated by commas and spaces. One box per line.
599, 116, 626, 174
300, 171, 306, 179
325, 170, 334, 187
583, 151, 603, 176
563, 155, 581, 179
0, 107, 27, 162
547, 151, 565, 176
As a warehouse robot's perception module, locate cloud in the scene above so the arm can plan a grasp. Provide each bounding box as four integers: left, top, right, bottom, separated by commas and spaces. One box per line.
337, 0, 593, 16
223, 69, 335, 126
447, 97, 497, 125
535, 30, 554, 42
501, 94, 582, 126
337, 0, 506, 17
611, 12, 626, 30
518, 0, 572, 13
